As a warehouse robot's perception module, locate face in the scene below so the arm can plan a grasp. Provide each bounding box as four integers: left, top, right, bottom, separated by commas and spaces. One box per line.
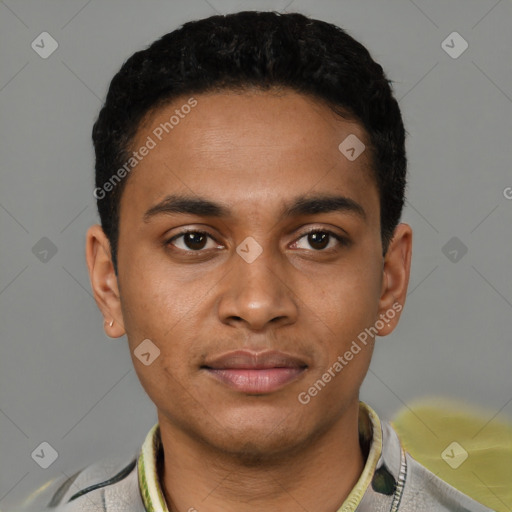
87, 89, 412, 461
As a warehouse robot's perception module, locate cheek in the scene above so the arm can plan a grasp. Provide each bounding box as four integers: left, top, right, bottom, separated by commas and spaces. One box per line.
118, 259, 196, 338
134, 356, 203, 427
318, 258, 382, 338
118, 259, 205, 385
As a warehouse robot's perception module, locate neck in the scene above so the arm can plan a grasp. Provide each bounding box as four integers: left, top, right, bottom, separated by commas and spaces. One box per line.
157, 401, 366, 512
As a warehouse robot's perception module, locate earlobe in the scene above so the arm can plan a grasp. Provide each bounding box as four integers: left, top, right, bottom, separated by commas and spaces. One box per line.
376, 223, 412, 337
85, 225, 126, 338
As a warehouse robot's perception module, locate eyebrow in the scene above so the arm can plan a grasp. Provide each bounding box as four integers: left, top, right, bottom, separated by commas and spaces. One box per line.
143, 193, 366, 223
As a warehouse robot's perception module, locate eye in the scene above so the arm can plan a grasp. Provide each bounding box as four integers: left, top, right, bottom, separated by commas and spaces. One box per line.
165, 228, 349, 254
291, 229, 348, 251
166, 230, 221, 252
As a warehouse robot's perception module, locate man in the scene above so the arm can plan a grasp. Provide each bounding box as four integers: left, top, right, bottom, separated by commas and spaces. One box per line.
16, 10, 494, 512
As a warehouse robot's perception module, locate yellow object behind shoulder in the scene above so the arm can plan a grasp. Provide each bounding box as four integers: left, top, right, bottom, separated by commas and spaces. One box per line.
391, 398, 512, 512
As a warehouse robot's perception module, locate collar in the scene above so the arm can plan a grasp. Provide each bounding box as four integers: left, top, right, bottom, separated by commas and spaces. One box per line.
137, 401, 383, 512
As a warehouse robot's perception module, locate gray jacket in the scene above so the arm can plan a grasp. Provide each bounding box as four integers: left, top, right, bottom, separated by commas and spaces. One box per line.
11, 413, 494, 512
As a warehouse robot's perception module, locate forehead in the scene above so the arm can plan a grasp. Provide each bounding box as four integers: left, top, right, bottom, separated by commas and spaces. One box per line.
120, 90, 378, 224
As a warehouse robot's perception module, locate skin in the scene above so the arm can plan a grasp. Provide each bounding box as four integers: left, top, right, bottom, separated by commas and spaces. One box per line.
86, 89, 412, 512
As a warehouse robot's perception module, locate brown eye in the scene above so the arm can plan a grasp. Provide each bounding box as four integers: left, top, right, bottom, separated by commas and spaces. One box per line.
167, 230, 220, 252
307, 231, 329, 250
293, 229, 348, 251
183, 232, 207, 250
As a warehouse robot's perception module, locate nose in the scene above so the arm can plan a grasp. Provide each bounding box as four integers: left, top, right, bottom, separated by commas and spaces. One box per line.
216, 245, 299, 332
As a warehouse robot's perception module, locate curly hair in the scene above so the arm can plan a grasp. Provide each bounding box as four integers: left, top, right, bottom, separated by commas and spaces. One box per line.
92, 11, 407, 272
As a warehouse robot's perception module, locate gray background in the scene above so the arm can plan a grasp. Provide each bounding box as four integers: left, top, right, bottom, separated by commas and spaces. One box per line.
1, 0, 511, 509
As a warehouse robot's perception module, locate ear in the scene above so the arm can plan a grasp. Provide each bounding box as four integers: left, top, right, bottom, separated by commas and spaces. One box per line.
85, 224, 125, 338
376, 223, 412, 336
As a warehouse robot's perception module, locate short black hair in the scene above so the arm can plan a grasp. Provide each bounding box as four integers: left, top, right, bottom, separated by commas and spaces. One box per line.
92, 10, 407, 273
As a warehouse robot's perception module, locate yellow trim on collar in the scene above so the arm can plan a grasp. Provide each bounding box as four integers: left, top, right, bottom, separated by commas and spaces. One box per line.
337, 402, 383, 511
138, 402, 382, 512
138, 423, 169, 512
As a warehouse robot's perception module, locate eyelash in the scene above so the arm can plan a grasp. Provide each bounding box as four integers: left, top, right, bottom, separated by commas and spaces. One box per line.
165, 228, 349, 253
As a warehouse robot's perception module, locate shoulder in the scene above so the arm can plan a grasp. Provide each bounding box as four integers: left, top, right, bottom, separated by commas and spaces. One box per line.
380, 420, 495, 511
11, 454, 145, 512
400, 450, 495, 511
388, 399, 512, 511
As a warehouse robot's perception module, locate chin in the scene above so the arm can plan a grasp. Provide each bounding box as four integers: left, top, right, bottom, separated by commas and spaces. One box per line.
211, 434, 301, 467
203, 414, 318, 467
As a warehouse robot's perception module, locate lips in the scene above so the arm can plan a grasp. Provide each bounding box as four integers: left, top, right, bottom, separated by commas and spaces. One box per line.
202, 350, 308, 394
